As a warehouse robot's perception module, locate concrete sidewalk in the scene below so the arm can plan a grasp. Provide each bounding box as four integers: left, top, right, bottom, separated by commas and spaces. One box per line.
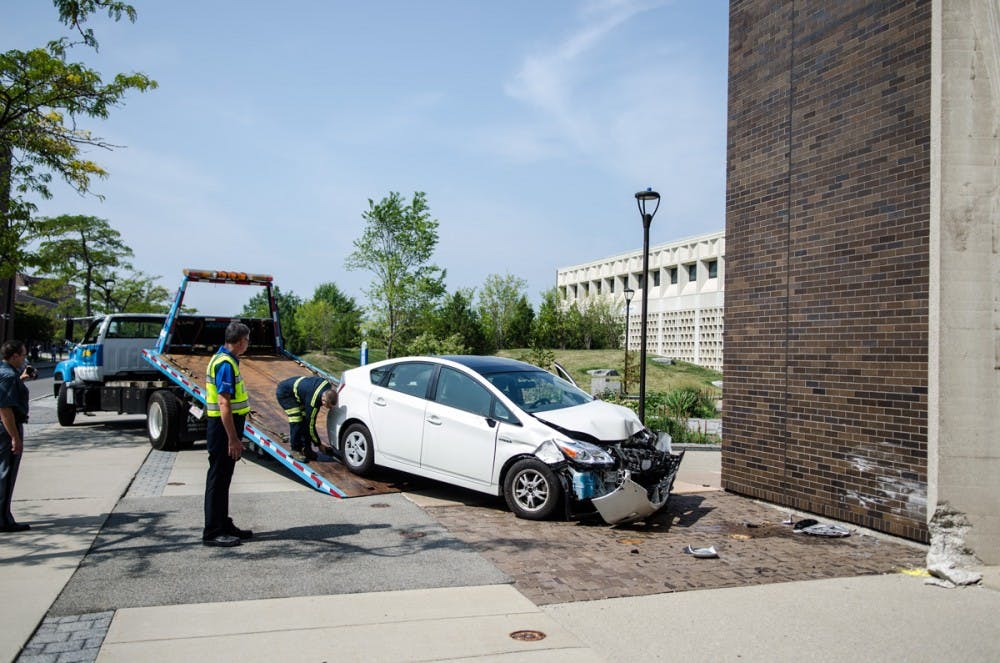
4, 412, 999, 662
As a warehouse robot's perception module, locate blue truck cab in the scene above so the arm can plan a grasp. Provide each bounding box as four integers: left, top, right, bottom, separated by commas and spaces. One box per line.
54, 313, 168, 426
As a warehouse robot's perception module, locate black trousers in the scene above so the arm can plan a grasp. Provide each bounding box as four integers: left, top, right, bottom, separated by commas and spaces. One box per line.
0, 425, 22, 528
203, 415, 245, 540
275, 389, 306, 451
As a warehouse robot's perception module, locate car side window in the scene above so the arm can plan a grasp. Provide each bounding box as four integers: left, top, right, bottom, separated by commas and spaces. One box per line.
370, 366, 390, 385
385, 362, 434, 398
492, 399, 519, 425
433, 367, 492, 417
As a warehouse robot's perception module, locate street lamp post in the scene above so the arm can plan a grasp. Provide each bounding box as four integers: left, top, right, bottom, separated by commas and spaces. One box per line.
623, 287, 635, 395
634, 188, 660, 424
103, 278, 115, 313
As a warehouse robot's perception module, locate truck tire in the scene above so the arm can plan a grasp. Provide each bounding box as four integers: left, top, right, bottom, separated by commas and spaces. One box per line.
56, 385, 76, 426
147, 390, 181, 451
503, 458, 563, 520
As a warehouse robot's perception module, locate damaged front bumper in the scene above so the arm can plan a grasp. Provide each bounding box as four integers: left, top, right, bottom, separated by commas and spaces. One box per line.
557, 448, 684, 526
591, 459, 683, 525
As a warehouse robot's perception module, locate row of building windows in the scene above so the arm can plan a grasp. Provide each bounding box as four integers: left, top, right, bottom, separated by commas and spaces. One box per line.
566, 259, 719, 299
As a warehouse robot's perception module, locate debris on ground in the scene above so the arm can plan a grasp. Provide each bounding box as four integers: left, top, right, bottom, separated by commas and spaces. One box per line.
926, 503, 983, 588
683, 545, 719, 558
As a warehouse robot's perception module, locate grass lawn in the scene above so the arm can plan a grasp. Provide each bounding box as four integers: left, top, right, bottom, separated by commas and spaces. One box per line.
302, 347, 722, 397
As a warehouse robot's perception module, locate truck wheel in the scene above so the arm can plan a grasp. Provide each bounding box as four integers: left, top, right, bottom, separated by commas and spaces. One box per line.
340, 423, 374, 476
56, 385, 76, 426
147, 391, 181, 451
503, 458, 563, 520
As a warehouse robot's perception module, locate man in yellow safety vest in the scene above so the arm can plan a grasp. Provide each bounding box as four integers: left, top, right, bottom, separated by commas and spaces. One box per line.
203, 321, 252, 547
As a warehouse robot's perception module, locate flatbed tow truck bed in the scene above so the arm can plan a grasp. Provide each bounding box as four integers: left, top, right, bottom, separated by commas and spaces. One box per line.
163, 353, 404, 498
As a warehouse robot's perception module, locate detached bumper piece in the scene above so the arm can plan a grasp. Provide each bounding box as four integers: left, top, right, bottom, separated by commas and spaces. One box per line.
592, 451, 684, 525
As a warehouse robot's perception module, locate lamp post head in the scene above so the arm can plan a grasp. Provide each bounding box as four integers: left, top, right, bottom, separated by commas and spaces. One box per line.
624, 287, 635, 303
634, 188, 660, 226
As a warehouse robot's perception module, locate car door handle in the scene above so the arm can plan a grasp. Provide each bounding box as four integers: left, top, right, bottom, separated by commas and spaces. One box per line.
373, 397, 387, 407
426, 415, 442, 426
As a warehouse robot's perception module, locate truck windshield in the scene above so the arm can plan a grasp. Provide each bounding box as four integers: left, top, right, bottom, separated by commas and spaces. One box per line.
82, 320, 103, 344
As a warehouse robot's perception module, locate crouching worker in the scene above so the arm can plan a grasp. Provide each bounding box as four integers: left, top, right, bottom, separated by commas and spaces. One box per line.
275, 376, 337, 462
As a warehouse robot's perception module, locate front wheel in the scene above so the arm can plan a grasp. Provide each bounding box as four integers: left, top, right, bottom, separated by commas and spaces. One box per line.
56, 384, 76, 426
147, 390, 181, 451
340, 423, 374, 476
504, 458, 563, 520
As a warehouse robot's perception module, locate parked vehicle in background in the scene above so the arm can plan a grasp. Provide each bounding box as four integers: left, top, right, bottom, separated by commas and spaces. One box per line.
330, 355, 684, 525
53, 314, 167, 426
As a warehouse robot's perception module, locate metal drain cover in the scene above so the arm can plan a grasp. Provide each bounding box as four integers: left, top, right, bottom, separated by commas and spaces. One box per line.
509, 630, 546, 641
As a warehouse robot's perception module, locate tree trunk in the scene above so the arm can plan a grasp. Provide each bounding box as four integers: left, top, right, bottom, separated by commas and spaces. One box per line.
0, 144, 16, 343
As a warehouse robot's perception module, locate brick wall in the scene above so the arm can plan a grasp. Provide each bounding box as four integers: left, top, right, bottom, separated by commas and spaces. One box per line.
724, 0, 931, 542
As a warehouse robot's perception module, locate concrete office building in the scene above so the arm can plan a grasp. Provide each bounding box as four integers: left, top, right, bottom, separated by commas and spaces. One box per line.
725, 0, 998, 562
556, 230, 725, 371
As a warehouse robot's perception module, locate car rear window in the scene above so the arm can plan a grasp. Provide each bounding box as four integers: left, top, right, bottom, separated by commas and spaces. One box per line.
385, 362, 434, 398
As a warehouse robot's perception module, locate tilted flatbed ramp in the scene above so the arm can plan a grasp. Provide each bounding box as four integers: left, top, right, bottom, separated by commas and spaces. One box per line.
144, 350, 403, 498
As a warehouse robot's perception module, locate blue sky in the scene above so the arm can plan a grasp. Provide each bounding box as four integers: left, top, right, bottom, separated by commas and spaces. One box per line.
5, 0, 729, 314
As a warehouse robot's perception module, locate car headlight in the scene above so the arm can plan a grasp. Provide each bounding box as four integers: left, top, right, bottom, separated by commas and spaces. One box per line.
545, 438, 614, 466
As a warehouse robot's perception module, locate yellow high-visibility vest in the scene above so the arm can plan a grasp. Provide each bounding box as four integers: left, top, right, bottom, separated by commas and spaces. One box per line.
206, 352, 250, 416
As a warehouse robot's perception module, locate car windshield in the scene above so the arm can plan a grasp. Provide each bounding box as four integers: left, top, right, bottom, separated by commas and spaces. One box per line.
484, 370, 592, 413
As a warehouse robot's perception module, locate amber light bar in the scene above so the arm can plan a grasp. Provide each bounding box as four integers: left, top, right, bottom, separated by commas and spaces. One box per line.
183, 269, 273, 284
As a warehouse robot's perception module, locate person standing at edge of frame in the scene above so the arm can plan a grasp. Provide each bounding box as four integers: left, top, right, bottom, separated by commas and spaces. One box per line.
202, 321, 254, 548
0, 340, 36, 533
275, 375, 337, 463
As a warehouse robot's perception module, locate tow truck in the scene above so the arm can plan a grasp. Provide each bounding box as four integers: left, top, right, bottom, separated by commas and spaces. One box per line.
140, 269, 399, 498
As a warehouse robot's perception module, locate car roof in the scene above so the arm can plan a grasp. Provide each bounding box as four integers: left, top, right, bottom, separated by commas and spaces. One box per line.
438, 355, 538, 376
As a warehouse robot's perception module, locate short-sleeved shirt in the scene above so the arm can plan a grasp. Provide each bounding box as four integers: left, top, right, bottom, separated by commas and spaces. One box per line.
0, 361, 29, 430
212, 347, 239, 397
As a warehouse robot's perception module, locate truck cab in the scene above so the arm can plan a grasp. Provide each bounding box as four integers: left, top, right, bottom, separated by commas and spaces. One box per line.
54, 313, 167, 425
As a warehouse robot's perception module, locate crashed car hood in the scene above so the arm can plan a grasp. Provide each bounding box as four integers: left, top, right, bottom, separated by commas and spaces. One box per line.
535, 400, 645, 441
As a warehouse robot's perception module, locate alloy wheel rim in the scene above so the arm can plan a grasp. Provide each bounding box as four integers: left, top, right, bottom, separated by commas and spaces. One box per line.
514, 469, 548, 511
346, 432, 367, 466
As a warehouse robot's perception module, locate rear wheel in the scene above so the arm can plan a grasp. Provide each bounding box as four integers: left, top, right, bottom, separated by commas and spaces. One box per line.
504, 458, 563, 520
147, 390, 181, 451
340, 423, 374, 476
56, 384, 76, 426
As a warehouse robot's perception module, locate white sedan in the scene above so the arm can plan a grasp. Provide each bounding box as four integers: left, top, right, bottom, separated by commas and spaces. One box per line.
329, 355, 684, 524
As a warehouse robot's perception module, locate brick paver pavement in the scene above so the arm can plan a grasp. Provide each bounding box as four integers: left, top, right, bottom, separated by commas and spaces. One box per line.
426, 491, 926, 605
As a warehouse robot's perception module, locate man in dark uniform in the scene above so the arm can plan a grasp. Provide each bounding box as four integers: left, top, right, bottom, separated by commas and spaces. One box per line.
0, 340, 34, 533
202, 321, 253, 547
275, 376, 336, 462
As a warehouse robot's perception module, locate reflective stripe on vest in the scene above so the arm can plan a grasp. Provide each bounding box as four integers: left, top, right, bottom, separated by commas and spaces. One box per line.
206, 352, 250, 416
293, 376, 330, 409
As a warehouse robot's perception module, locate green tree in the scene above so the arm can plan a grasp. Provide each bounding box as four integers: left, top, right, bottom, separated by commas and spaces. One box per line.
32, 214, 133, 315
0, 1, 155, 340
241, 286, 303, 352
563, 303, 585, 349
102, 270, 172, 313
478, 273, 527, 351
579, 296, 622, 350
403, 331, 468, 356
13, 302, 57, 345
532, 288, 566, 349
506, 295, 534, 348
296, 299, 336, 353
434, 289, 487, 355
345, 191, 446, 358
310, 281, 362, 347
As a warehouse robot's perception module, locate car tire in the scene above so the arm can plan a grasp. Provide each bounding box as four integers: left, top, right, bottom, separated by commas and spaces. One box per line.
147, 390, 181, 452
56, 384, 76, 427
504, 458, 563, 520
340, 423, 374, 476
